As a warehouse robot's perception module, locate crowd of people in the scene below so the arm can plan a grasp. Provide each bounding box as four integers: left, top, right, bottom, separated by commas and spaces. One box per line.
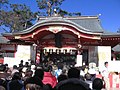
0, 60, 108, 90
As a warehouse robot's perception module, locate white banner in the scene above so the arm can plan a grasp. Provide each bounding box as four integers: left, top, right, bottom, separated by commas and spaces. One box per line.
75, 55, 82, 67
98, 46, 111, 69
15, 45, 30, 60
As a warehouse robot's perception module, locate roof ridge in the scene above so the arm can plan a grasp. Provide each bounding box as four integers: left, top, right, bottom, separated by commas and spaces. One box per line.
38, 16, 98, 20
64, 16, 98, 20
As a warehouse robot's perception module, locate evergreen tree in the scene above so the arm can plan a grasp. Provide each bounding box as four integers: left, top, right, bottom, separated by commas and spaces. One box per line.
0, 0, 81, 32
36, 0, 81, 16
0, 3, 35, 32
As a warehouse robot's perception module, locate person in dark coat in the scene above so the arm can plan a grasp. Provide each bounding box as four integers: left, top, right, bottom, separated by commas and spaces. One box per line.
92, 78, 103, 90
57, 74, 68, 83
56, 67, 91, 90
0, 64, 10, 79
0, 64, 11, 89
7, 72, 25, 90
24, 68, 45, 89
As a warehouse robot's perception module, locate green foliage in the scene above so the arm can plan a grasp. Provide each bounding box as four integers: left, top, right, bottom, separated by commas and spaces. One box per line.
59, 9, 68, 16
0, 0, 8, 7
0, 0, 9, 10
59, 9, 81, 16
0, 0, 81, 32
36, 0, 81, 16
0, 3, 35, 32
36, 0, 65, 16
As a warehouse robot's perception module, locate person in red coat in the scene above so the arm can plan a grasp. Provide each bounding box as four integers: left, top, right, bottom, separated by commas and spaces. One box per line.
42, 66, 57, 88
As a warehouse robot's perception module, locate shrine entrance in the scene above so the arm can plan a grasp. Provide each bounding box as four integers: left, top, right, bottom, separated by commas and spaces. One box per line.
39, 48, 89, 66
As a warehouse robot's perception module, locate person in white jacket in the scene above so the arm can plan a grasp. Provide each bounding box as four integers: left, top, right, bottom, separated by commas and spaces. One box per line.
102, 61, 109, 89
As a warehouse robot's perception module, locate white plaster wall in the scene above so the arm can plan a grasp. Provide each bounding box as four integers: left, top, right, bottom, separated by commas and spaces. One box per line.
98, 46, 111, 69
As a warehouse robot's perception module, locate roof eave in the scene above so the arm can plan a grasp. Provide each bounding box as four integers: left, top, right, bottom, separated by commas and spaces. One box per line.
2, 19, 102, 36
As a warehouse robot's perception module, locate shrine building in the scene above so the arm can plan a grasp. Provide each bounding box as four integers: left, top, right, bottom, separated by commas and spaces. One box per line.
1, 15, 120, 67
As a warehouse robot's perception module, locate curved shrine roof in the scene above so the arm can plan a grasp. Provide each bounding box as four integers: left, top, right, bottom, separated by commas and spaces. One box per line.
1, 16, 120, 48
2, 16, 105, 35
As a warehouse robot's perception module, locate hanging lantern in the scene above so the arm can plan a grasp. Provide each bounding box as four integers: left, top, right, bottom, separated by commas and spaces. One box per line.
67, 48, 70, 53
44, 49, 47, 54
56, 49, 59, 54
61, 48, 64, 53
46, 48, 49, 52
49, 49, 53, 54
53, 48, 56, 52
63, 49, 67, 54
70, 49, 72, 54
